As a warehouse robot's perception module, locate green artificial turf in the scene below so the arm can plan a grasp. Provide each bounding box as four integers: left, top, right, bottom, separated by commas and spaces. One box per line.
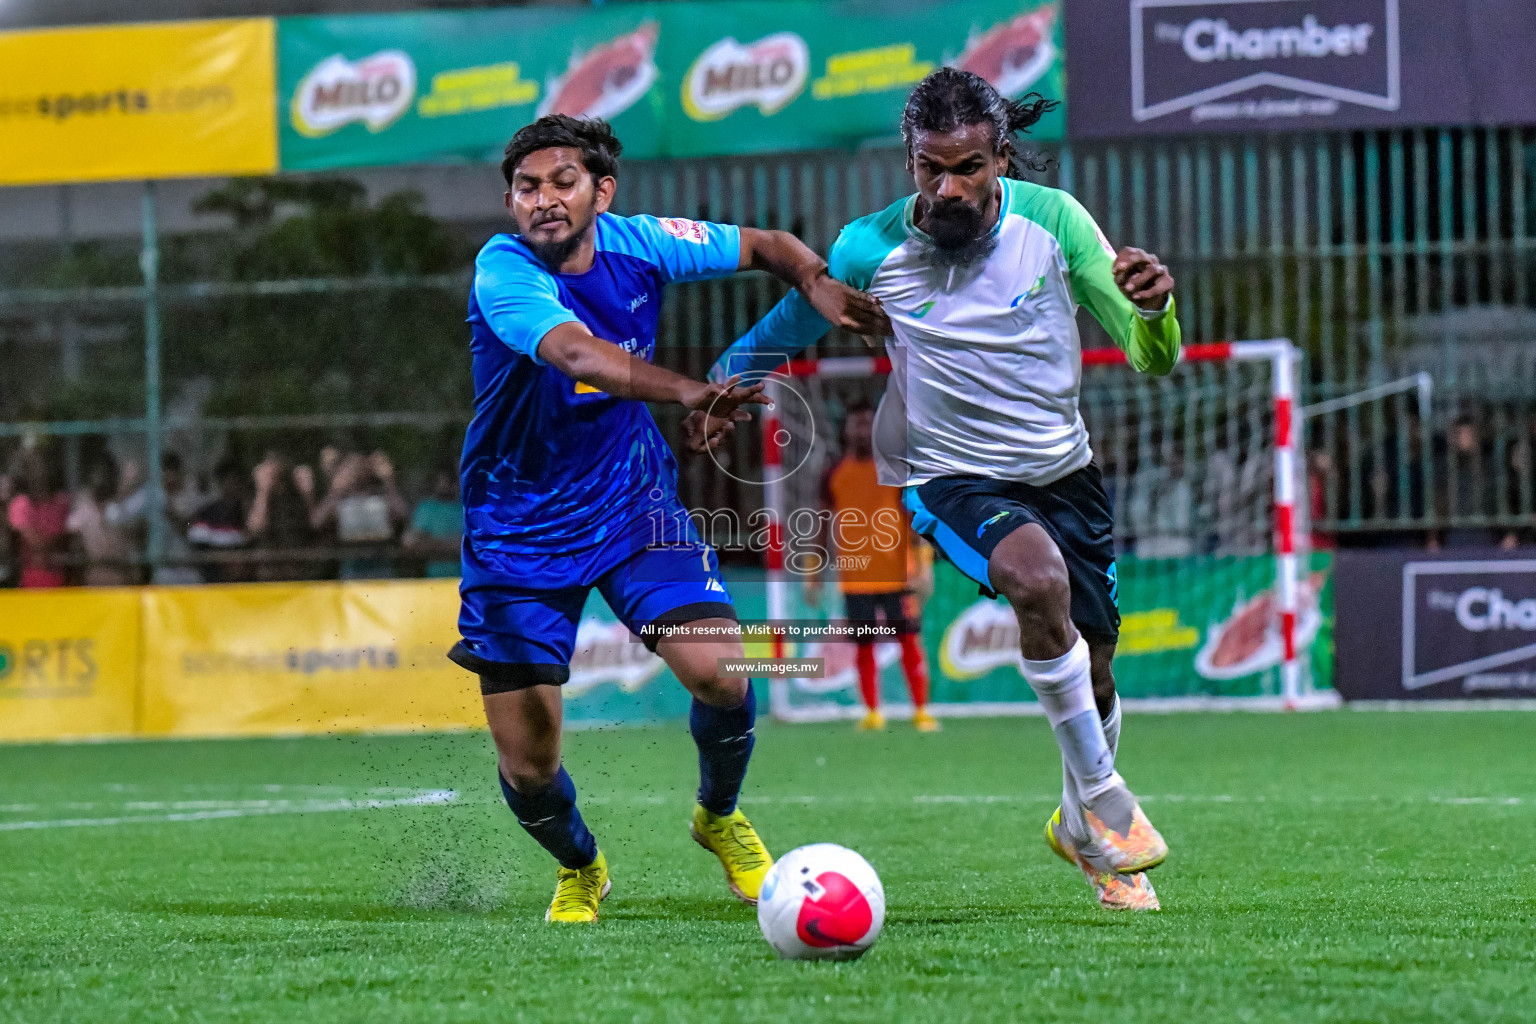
1, 712, 1533, 1023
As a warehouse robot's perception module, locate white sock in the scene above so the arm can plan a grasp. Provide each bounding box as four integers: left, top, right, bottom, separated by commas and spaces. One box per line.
1062, 694, 1121, 844
1102, 693, 1122, 754
1021, 638, 1121, 801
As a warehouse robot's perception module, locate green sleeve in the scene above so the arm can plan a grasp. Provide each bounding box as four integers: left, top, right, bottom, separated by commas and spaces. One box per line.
1055, 193, 1181, 376
827, 203, 906, 290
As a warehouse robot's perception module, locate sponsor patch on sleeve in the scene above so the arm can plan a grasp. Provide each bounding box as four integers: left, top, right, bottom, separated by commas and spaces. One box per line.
659, 217, 709, 244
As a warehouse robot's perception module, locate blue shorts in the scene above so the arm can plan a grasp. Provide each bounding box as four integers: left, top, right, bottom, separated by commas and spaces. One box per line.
450, 520, 735, 693
903, 465, 1120, 644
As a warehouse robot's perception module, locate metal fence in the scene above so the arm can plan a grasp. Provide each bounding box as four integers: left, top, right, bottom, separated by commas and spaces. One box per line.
2, 124, 1534, 581
636, 127, 1536, 540
1064, 128, 1536, 541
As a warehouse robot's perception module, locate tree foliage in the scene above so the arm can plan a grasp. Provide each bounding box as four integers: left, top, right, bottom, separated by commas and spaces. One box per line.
165, 177, 476, 432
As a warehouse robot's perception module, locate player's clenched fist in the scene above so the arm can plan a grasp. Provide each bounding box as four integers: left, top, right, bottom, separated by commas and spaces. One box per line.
1113, 247, 1174, 310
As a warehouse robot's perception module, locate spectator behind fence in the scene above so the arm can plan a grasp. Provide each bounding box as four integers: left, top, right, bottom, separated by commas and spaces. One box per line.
112, 451, 208, 527
0, 468, 16, 588
67, 457, 134, 586
404, 466, 462, 579
188, 459, 251, 583
1441, 414, 1498, 548
1307, 446, 1336, 550
1359, 414, 1431, 548
318, 445, 344, 496
247, 452, 319, 582
1502, 435, 1534, 550
1127, 452, 1195, 559
310, 450, 407, 580
106, 452, 204, 585
7, 450, 70, 588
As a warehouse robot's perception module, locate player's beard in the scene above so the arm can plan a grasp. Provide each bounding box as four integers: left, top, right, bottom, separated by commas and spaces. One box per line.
522, 209, 595, 269
919, 198, 997, 269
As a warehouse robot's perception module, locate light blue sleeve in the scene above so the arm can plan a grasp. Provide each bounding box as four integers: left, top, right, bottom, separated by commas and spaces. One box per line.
473, 241, 582, 365
707, 212, 897, 382
708, 290, 831, 383
621, 215, 743, 284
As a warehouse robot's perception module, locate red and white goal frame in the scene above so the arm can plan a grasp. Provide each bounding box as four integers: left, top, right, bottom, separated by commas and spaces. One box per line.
755, 338, 1313, 717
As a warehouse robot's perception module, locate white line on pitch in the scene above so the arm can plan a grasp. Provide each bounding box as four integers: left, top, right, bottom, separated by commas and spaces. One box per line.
4, 791, 1528, 829
0, 790, 457, 831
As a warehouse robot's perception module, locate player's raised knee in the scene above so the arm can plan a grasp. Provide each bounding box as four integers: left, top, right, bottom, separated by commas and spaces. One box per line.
659, 628, 753, 707
684, 670, 750, 709
990, 556, 1070, 617
500, 752, 560, 793
672, 652, 748, 706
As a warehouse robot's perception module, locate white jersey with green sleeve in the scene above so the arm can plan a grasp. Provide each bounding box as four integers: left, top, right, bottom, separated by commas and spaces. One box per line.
710, 177, 1181, 487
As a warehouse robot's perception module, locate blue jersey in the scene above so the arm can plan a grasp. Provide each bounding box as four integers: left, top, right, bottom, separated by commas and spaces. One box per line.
462, 212, 742, 589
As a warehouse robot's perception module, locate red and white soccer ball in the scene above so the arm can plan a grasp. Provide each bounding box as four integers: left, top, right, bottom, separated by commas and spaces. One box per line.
757, 843, 884, 961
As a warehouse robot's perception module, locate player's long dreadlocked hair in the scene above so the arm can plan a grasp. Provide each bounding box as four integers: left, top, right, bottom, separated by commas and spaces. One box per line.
899, 68, 1060, 178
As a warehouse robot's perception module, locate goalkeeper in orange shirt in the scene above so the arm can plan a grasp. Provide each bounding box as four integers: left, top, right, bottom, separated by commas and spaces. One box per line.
805, 399, 938, 732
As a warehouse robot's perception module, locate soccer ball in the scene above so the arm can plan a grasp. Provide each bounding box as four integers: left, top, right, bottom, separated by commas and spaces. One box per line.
757, 843, 884, 960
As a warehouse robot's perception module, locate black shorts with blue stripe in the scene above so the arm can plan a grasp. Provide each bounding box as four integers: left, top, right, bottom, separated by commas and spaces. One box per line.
902, 464, 1121, 645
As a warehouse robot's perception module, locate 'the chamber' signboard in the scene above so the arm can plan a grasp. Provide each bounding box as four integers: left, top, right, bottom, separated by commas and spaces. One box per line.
1334, 551, 1536, 700
1065, 0, 1488, 136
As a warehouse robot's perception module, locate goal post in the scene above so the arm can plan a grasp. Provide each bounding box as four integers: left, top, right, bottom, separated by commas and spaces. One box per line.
751, 338, 1335, 721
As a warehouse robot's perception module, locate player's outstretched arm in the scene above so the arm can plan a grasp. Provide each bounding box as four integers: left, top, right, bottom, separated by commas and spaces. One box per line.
710, 221, 890, 383
738, 227, 890, 337
537, 322, 766, 449
709, 290, 834, 384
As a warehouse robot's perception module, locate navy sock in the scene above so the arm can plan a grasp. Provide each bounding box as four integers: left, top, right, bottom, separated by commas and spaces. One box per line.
497, 766, 598, 870
690, 684, 757, 816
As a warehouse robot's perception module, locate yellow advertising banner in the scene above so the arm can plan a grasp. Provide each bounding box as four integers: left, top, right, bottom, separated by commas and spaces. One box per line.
0, 588, 142, 742
0, 18, 277, 186
139, 580, 481, 738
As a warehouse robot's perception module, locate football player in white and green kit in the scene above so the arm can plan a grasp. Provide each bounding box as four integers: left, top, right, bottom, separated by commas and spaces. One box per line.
705, 69, 1180, 911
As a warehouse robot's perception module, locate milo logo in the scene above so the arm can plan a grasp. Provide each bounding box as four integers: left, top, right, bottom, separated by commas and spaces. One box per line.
565, 619, 666, 695
682, 32, 809, 121
939, 600, 1022, 680
291, 50, 417, 137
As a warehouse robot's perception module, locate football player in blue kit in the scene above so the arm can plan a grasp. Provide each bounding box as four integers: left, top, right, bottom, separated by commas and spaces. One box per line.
450, 114, 888, 922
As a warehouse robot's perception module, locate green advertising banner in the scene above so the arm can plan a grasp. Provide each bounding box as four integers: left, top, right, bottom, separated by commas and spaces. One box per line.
663, 0, 1064, 158
551, 554, 1332, 726
277, 0, 1064, 171
279, 5, 665, 171
774, 552, 1335, 717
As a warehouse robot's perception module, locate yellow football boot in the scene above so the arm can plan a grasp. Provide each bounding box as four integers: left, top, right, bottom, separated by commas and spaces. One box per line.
1046, 807, 1160, 912
545, 849, 611, 923
856, 709, 887, 731
690, 803, 773, 904
912, 708, 942, 732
